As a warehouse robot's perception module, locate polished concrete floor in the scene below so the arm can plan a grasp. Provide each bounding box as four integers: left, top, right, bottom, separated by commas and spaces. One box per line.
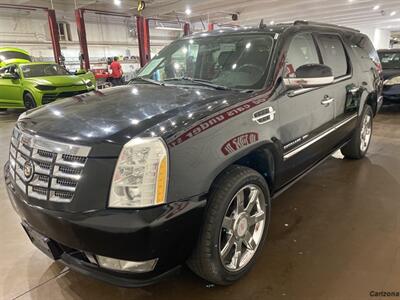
1, 106, 400, 300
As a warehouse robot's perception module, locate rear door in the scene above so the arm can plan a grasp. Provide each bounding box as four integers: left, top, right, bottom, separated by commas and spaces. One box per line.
315, 34, 359, 143
0, 65, 23, 107
277, 32, 336, 184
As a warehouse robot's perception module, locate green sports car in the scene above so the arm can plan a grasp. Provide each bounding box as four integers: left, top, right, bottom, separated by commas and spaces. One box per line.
0, 62, 96, 109
0, 47, 31, 68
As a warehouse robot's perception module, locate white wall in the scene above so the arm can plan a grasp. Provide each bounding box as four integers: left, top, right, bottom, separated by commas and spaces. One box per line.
0, 11, 179, 64
356, 26, 391, 50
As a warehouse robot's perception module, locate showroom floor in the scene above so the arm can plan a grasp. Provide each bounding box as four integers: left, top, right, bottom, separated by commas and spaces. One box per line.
1, 106, 400, 300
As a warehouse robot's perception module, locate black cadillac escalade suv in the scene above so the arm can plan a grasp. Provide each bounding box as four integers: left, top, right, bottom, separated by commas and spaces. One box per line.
4, 21, 382, 286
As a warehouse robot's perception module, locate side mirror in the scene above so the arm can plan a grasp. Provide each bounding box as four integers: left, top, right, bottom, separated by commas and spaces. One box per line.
283, 64, 334, 88
1, 73, 18, 80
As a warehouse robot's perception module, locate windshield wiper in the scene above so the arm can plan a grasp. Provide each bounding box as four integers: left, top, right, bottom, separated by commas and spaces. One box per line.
163, 77, 231, 90
130, 77, 165, 86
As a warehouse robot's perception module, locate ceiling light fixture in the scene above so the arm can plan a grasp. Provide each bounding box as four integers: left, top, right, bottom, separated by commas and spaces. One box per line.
373, 5, 380, 10
270, 20, 275, 25
390, 11, 397, 16
185, 7, 192, 15
114, 0, 121, 6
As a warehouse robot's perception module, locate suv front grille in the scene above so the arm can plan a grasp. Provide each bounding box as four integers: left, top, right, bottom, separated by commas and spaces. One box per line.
8, 127, 91, 203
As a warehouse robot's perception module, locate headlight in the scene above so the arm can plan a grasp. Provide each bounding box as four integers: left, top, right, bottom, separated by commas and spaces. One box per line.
109, 137, 169, 208
35, 85, 56, 91
384, 76, 400, 86
86, 80, 93, 87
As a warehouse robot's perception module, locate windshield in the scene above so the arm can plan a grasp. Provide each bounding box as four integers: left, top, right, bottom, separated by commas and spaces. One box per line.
137, 34, 274, 90
0, 51, 31, 62
20, 64, 70, 78
378, 52, 400, 69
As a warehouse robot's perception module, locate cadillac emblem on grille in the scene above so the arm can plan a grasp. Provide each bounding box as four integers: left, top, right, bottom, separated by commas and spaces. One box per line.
23, 160, 34, 182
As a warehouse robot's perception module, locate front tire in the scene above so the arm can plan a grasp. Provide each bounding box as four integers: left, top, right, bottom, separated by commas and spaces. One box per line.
341, 104, 373, 159
187, 165, 271, 285
23, 92, 37, 110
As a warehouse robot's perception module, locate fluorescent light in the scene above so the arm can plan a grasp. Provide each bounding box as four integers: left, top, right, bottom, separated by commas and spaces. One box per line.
185, 7, 191, 15
155, 26, 182, 31
373, 5, 380, 10
114, 0, 121, 6
390, 11, 397, 16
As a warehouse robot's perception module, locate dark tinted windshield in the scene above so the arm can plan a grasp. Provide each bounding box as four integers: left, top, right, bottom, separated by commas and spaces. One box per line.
0, 51, 31, 62
378, 52, 400, 69
21, 64, 70, 78
138, 34, 274, 90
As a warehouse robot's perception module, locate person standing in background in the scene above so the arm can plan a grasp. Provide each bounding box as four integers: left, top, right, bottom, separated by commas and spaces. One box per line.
110, 56, 123, 86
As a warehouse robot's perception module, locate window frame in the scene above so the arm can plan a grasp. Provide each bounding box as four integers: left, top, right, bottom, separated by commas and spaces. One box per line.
284, 32, 323, 78
314, 33, 352, 80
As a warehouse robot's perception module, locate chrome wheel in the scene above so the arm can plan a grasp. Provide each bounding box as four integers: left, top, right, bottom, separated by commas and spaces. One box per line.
360, 113, 372, 152
219, 184, 266, 271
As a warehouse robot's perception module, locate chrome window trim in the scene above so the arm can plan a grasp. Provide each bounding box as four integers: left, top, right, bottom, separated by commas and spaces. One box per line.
283, 114, 358, 160
286, 75, 353, 98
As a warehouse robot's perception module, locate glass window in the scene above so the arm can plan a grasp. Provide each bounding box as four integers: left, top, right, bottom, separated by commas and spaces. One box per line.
378, 51, 400, 69
318, 35, 349, 78
20, 64, 70, 78
137, 34, 274, 90
285, 33, 320, 77
0, 51, 31, 62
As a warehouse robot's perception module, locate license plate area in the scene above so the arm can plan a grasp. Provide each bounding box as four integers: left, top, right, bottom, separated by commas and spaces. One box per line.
22, 222, 62, 260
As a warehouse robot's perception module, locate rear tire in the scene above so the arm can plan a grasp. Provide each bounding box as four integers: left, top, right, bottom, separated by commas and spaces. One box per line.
341, 104, 373, 159
187, 165, 271, 285
23, 92, 37, 110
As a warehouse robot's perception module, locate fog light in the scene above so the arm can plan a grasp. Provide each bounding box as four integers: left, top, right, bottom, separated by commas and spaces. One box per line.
96, 255, 158, 273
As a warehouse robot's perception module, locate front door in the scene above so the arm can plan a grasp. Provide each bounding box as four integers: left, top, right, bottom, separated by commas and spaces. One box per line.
276, 33, 336, 186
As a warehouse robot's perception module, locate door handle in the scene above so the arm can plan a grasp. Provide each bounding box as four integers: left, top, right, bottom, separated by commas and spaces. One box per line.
349, 87, 359, 94
321, 96, 334, 106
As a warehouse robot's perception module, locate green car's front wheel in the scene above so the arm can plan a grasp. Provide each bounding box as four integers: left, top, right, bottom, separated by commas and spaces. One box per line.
23, 92, 37, 110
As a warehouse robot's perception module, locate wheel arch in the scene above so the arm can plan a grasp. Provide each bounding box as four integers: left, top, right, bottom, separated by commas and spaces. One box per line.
207, 142, 280, 198
359, 90, 378, 116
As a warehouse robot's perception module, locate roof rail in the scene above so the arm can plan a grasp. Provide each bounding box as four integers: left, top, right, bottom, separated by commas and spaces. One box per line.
293, 20, 360, 33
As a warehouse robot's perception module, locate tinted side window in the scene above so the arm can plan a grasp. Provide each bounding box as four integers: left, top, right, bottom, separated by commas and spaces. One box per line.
351, 35, 380, 71
285, 33, 320, 76
318, 35, 349, 78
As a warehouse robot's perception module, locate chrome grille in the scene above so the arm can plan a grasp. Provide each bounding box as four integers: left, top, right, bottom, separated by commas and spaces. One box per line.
8, 127, 91, 203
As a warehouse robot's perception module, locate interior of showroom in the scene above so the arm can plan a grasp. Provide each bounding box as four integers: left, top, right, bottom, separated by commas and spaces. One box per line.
1, 0, 400, 299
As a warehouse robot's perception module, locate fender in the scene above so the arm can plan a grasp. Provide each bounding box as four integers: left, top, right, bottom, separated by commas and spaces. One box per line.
205, 140, 282, 195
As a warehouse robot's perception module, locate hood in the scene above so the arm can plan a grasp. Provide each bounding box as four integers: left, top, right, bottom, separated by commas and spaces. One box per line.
18, 84, 246, 156
382, 69, 400, 81
25, 75, 87, 87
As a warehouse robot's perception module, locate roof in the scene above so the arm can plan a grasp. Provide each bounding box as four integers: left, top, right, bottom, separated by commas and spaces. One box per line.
184, 21, 360, 40
377, 49, 400, 53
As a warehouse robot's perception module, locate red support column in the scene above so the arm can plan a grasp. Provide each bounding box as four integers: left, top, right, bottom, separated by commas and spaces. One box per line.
136, 16, 150, 67
75, 8, 90, 71
183, 22, 190, 36
47, 9, 62, 64
208, 23, 214, 31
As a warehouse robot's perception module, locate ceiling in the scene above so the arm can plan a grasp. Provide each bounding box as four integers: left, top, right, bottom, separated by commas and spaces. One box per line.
1, 0, 400, 30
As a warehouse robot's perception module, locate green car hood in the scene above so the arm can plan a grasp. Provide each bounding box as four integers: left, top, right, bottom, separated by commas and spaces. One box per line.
24, 75, 87, 87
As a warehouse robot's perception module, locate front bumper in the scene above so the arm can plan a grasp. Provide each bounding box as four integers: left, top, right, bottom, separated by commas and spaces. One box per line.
382, 84, 400, 103
4, 162, 206, 287
38, 86, 95, 105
